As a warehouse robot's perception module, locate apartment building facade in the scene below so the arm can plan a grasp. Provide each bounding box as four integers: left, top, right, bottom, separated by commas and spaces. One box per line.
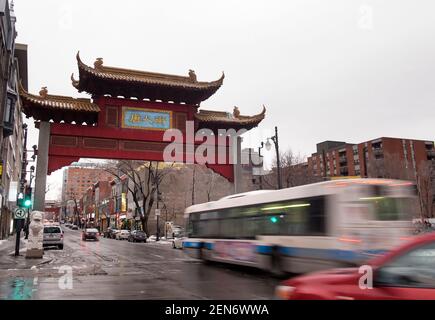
308, 137, 434, 180
0, 2, 28, 239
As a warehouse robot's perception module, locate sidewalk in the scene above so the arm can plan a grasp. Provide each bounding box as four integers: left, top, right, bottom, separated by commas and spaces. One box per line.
0, 236, 50, 270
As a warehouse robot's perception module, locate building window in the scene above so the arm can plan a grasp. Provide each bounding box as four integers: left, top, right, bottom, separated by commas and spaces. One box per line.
4, 97, 14, 124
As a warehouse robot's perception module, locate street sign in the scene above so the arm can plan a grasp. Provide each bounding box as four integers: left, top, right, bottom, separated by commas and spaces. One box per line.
14, 207, 27, 219
155, 209, 161, 216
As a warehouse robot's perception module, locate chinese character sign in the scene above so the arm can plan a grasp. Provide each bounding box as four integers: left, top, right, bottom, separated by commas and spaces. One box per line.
122, 107, 172, 130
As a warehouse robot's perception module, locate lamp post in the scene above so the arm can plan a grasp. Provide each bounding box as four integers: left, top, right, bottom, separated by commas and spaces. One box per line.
156, 187, 162, 241
265, 126, 282, 189
253, 142, 264, 190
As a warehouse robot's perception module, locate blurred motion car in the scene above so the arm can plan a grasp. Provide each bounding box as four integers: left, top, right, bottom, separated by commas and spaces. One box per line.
43, 225, 64, 250
82, 228, 99, 241
128, 230, 147, 243
70, 225, 78, 230
116, 230, 130, 240
275, 232, 435, 300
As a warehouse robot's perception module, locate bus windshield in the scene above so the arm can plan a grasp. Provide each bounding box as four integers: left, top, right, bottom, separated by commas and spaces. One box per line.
361, 197, 416, 221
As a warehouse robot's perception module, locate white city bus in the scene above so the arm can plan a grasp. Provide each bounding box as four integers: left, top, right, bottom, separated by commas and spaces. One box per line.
182, 178, 418, 274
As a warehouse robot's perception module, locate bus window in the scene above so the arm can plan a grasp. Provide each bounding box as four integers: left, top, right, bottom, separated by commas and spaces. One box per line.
241, 216, 262, 239
220, 218, 241, 238
362, 197, 416, 221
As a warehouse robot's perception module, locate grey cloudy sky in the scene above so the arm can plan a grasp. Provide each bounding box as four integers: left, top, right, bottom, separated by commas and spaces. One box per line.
14, 0, 435, 199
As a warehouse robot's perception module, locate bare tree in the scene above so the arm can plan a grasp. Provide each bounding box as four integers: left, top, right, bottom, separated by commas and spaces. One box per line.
367, 152, 413, 180
104, 160, 172, 235
416, 160, 434, 220
205, 167, 217, 202
263, 149, 319, 188
66, 191, 82, 228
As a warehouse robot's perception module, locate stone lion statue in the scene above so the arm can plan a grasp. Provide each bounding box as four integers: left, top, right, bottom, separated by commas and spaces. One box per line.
26, 211, 45, 258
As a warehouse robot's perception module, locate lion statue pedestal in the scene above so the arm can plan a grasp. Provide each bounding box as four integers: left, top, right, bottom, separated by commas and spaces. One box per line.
26, 211, 45, 259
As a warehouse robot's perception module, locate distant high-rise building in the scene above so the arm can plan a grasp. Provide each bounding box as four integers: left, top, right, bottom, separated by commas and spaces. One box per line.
61, 164, 114, 204
308, 137, 434, 180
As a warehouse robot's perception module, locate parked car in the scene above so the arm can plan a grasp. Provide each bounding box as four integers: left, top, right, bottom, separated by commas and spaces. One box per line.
172, 232, 185, 249
43, 225, 64, 250
275, 232, 435, 300
82, 228, 99, 241
116, 230, 130, 240
128, 230, 147, 243
70, 225, 78, 230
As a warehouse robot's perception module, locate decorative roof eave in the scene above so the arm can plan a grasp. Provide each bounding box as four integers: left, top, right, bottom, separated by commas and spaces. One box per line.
72, 52, 224, 104
19, 83, 100, 124
195, 105, 266, 130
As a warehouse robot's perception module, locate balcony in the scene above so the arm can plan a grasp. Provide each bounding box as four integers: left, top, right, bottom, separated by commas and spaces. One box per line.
339, 167, 349, 176
339, 156, 347, 164
373, 148, 384, 159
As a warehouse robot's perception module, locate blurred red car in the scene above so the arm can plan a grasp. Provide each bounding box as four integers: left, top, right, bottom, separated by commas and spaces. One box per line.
276, 233, 435, 300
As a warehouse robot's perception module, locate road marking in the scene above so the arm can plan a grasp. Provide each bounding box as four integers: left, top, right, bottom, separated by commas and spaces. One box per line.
150, 254, 164, 259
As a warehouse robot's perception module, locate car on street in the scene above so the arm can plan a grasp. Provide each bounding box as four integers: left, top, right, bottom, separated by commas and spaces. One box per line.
116, 230, 130, 240
70, 225, 78, 230
275, 232, 435, 300
82, 228, 100, 241
172, 232, 185, 249
104, 228, 120, 239
128, 230, 147, 243
43, 225, 64, 250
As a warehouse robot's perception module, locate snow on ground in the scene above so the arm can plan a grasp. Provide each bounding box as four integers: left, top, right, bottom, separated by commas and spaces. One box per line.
147, 237, 172, 245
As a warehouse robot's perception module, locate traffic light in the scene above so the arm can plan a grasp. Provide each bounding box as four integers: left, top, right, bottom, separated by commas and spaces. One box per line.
24, 186, 32, 208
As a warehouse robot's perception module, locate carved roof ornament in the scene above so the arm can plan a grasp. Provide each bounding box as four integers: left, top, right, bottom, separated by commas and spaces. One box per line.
188, 69, 197, 82
233, 106, 240, 118
71, 73, 79, 88
39, 86, 48, 99
94, 57, 104, 70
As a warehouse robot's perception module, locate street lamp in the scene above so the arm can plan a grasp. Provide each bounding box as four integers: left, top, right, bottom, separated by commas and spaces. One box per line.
265, 126, 282, 189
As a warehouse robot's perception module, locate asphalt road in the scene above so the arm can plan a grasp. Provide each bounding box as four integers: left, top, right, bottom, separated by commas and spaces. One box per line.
0, 228, 280, 300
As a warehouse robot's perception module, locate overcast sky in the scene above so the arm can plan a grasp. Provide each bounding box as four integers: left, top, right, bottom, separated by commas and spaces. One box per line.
14, 0, 435, 199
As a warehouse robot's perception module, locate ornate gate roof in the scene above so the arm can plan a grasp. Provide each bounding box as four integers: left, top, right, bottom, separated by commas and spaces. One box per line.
72, 52, 224, 105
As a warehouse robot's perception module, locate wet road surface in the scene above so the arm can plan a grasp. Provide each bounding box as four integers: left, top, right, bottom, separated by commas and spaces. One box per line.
0, 228, 280, 300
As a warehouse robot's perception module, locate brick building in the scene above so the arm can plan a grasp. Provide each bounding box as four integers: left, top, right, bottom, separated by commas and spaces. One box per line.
61, 163, 113, 204
308, 137, 434, 180
0, 1, 28, 239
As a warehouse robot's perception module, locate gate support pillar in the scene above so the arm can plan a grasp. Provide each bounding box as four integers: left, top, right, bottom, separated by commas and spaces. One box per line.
34, 121, 50, 212
233, 136, 243, 194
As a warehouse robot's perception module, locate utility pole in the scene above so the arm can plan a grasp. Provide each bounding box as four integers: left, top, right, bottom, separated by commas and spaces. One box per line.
156, 186, 162, 241
265, 126, 282, 189
191, 165, 195, 205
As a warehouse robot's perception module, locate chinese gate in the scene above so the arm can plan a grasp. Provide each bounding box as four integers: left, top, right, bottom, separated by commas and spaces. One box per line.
20, 53, 265, 210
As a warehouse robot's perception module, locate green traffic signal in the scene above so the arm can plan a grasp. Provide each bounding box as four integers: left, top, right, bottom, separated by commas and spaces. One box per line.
270, 216, 278, 223
24, 199, 32, 207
